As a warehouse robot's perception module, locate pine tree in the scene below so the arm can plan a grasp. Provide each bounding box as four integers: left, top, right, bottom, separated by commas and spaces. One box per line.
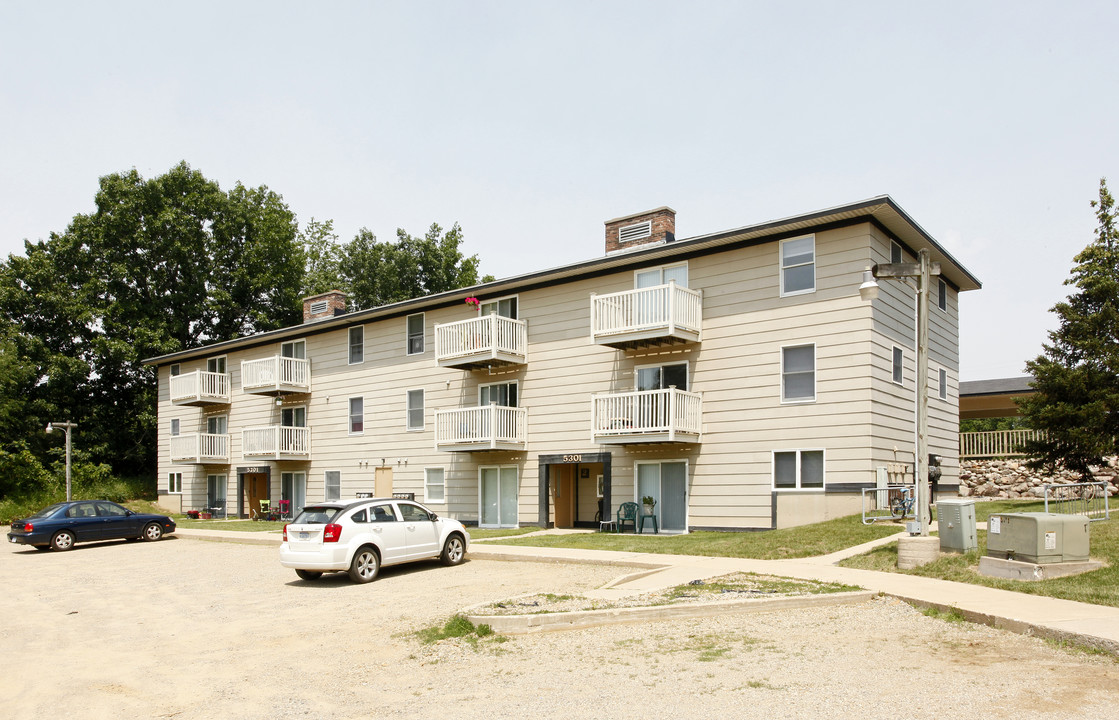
1020, 178, 1119, 478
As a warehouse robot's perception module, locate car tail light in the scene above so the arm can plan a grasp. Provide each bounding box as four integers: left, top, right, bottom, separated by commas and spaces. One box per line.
23, 523, 32, 533
283, 524, 289, 542
323, 523, 342, 543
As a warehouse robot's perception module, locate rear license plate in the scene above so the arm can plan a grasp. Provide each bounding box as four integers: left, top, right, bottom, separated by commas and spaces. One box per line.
299, 532, 309, 540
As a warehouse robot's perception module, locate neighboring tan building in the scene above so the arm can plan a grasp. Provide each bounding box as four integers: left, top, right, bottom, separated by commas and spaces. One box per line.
145, 197, 981, 531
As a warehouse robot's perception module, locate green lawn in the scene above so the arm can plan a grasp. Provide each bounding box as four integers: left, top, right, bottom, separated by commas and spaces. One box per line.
487, 513, 902, 560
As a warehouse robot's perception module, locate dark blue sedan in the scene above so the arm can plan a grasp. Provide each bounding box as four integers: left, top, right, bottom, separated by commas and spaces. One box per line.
7, 500, 176, 551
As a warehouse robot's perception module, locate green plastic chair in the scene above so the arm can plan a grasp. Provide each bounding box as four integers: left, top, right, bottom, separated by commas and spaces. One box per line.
616, 502, 639, 533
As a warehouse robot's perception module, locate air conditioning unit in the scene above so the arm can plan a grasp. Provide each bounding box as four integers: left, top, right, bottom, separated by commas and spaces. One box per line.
937, 498, 977, 552
985, 512, 1089, 564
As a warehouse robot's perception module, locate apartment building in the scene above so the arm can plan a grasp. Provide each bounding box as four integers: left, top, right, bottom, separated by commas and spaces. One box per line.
146, 197, 980, 531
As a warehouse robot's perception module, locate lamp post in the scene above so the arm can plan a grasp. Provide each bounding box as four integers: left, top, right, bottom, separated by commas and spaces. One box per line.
859, 249, 940, 537
46, 421, 78, 502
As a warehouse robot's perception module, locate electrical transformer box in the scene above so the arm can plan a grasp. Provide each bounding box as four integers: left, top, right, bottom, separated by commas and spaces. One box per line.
985, 512, 1089, 564
936, 498, 977, 552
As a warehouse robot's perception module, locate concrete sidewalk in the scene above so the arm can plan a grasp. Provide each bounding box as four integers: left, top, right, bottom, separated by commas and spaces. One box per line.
176, 525, 1119, 654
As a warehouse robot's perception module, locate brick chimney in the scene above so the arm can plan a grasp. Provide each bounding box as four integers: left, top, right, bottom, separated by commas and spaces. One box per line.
303, 290, 348, 323
605, 207, 676, 254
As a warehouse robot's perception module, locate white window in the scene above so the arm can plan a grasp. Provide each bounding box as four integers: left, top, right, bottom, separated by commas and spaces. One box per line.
938, 368, 948, 401
781, 344, 815, 402
938, 279, 948, 312
168, 472, 182, 494
635, 263, 688, 289
773, 450, 825, 490
324, 470, 341, 501
407, 313, 425, 355
479, 296, 518, 319
170, 418, 180, 436
281, 339, 306, 359
407, 389, 424, 430
281, 405, 306, 428
636, 362, 688, 391
890, 241, 903, 264
348, 326, 364, 364
780, 235, 815, 296
892, 347, 904, 385
349, 397, 364, 434
425, 467, 446, 503
480, 381, 518, 407
206, 356, 227, 374
206, 415, 227, 435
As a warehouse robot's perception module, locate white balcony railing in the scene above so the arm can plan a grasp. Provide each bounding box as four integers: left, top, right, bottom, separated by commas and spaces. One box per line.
591, 388, 702, 443
169, 433, 230, 463
241, 356, 311, 393
169, 370, 231, 405
591, 282, 702, 344
435, 405, 527, 451
435, 314, 527, 368
242, 426, 311, 458
960, 429, 1043, 458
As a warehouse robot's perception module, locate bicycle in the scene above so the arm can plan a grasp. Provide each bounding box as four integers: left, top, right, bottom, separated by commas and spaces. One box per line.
889, 487, 915, 519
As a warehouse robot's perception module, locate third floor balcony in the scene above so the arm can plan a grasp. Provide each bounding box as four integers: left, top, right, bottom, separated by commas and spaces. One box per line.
435, 315, 527, 370
170, 370, 231, 406
241, 356, 311, 396
169, 432, 230, 464
590, 282, 702, 349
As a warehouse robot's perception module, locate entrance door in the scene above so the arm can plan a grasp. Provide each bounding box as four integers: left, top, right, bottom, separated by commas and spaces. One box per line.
552, 465, 575, 529
375, 467, 393, 497
245, 473, 269, 517
480, 467, 518, 528
636, 461, 687, 532
281, 471, 306, 519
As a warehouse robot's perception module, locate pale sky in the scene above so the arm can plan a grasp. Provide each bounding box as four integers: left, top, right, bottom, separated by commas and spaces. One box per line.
3, 1, 1117, 381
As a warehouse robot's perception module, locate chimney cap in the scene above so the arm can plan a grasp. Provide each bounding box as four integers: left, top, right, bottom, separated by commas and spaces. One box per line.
603, 206, 676, 226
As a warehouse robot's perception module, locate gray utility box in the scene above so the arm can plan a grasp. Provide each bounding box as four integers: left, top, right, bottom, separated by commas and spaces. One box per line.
985, 512, 1089, 564
937, 498, 977, 552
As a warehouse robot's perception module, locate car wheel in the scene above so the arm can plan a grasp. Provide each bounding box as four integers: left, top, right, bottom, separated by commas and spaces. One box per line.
348, 546, 380, 583
295, 569, 322, 581
51, 530, 75, 551
142, 523, 163, 542
440, 533, 466, 566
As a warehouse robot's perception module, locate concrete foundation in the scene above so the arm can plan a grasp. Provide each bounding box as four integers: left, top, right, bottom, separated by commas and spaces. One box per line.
978, 555, 1104, 581
897, 535, 940, 570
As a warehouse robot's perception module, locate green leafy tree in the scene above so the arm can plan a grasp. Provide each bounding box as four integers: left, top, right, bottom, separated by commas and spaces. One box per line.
339, 222, 491, 310
299, 218, 346, 297
1020, 178, 1119, 478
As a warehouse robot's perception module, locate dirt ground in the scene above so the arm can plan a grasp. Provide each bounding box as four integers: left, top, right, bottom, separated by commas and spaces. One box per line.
2, 533, 1117, 719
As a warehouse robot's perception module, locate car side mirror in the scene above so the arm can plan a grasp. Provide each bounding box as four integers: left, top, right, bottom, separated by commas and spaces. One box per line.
126, 510, 134, 516
430, 514, 438, 522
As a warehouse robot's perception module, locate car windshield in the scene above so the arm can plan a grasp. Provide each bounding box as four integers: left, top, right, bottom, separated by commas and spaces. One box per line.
292, 506, 340, 524
28, 503, 67, 519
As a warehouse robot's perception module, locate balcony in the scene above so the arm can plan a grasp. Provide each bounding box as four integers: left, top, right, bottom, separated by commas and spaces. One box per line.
169, 433, 230, 464
434, 405, 527, 452
435, 315, 527, 370
591, 282, 702, 349
591, 388, 701, 444
170, 370, 231, 406
242, 426, 311, 461
241, 356, 311, 395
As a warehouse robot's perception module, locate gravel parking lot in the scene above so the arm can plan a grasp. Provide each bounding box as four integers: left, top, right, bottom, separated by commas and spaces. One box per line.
2, 532, 1117, 719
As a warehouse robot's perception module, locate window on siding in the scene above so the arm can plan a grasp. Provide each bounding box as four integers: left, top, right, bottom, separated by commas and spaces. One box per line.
349, 326, 364, 364
938, 279, 948, 312
425, 467, 446, 503
324, 470, 341, 501
281, 339, 306, 359
170, 418, 180, 436
407, 389, 424, 430
206, 416, 227, 435
636, 362, 688, 391
480, 381, 518, 407
891, 241, 903, 264
170, 364, 180, 376
773, 450, 824, 490
479, 296, 518, 319
780, 236, 815, 296
407, 313, 425, 355
206, 356, 226, 374
168, 472, 182, 494
781, 344, 815, 402
892, 347, 904, 385
938, 368, 948, 400
635, 263, 688, 289
349, 397, 364, 434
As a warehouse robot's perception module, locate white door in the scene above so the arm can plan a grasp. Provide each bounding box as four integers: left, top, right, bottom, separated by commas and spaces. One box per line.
282, 472, 306, 518
636, 462, 687, 533
397, 502, 440, 559
480, 467, 518, 528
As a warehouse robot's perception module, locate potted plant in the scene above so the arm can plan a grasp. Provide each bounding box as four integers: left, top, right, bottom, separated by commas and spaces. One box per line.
199, 511, 212, 520
641, 495, 657, 516
186, 510, 200, 519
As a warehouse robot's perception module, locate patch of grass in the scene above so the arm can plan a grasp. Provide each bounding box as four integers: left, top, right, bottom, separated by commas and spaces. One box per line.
467, 527, 538, 540
919, 605, 969, 623
488, 513, 900, 559
663, 573, 860, 601
414, 614, 503, 649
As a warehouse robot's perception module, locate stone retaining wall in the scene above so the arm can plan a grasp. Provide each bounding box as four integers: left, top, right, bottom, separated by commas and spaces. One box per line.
959, 457, 1119, 498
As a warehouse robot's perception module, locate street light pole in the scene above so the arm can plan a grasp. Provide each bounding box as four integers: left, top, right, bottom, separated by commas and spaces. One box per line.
46, 421, 78, 502
861, 249, 939, 537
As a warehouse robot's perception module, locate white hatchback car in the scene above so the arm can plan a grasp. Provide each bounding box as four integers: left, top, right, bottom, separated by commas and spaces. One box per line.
279, 498, 470, 583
